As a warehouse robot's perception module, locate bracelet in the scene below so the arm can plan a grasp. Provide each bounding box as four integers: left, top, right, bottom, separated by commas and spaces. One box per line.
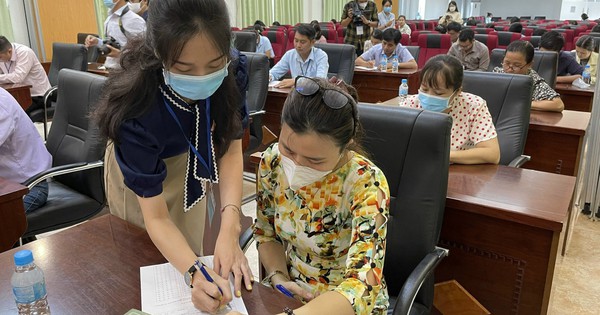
220, 204, 241, 215
262, 269, 290, 286
283, 307, 295, 315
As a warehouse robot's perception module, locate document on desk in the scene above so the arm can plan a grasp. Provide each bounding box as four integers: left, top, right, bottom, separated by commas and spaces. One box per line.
268, 80, 281, 87
140, 256, 248, 315
355, 66, 378, 71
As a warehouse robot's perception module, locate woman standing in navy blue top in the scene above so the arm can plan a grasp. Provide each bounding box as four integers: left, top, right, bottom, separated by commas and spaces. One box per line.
94, 0, 251, 312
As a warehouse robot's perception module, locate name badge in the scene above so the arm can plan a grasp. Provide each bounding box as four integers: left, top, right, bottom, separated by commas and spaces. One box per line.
357, 25, 364, 36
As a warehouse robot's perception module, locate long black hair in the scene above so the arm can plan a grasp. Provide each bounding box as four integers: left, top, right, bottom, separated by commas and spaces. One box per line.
94, 0, 241, 158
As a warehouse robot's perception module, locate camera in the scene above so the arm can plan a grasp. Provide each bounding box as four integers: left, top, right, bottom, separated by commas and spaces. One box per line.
352, 4, 364, 24
99, 36, 122, 55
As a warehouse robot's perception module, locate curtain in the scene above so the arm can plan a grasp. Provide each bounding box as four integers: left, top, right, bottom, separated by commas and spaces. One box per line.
322, 0, 348, 23
237, 0, 273, 28
274, 0, 303, 25
0, 0, 15, 41
93, 0, 108, 37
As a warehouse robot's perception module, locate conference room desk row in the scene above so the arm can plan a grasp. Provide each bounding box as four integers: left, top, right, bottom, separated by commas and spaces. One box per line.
555, 83, 594, 112
0, 214, 303, 314
1, 83, 32, 110
0, 178, 28, 253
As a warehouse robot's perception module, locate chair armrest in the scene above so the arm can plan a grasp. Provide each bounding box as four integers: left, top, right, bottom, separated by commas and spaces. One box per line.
392, 247, 449, 315
508, 155, 531, 168
248, 110, 266, 117
22, 160, 104, 189
43, 86, 58, 108
239, 226, 254, 253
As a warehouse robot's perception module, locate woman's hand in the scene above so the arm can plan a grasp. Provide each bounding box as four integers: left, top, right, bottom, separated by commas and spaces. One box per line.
272, 275, 315, 302
191, 265, 232, 313
213, 231, 253, 298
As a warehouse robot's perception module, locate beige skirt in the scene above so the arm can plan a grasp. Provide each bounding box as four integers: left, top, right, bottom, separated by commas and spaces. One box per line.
104, 142, 206, 255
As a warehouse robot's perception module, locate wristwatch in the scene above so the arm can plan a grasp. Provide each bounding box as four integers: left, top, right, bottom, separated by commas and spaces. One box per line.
184, 263, 199, 288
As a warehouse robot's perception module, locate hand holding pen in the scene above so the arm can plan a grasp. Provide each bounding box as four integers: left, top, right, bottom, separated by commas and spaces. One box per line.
192, 260, 232, 311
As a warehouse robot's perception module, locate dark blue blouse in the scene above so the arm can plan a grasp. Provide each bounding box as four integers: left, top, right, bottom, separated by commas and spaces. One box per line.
558, 51, 584, 76
115, 52, 248, 210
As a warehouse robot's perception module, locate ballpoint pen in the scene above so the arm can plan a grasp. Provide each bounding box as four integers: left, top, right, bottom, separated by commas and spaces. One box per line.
275, 284, 295, 298
196, 261, 232, 309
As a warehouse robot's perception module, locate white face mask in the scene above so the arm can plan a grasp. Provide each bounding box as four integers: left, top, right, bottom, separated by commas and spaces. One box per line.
128, 2, 141, 13
280, 154, 333, 191
358, 2, 368, 9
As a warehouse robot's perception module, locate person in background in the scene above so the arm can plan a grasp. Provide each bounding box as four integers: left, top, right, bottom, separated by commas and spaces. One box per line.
508, 23, 524, 36
532, 28, 548, 37
269, 24, 329, 88
509, 16, 520, 24
448, 28, 490, 71
485, 22, 495, 29
540, 30, 583, 83
311, 22, 328, 44
401, 55, 500, 164
0, 88, 52, 213
272, 21, 281, 27
341, 0, 379, 56
363, 28, 383, 52
466, 18, 478, 26
396, 15, 411, 38
581, 13, 589, 21
254, 24, 274, 61
128, 0, 149, 20
0, 36, 51, 120
253, 76, 390, 314
93, 0, 252, 312
446, 21, 463, 43
355, 28, 417, 70
439, 1, 462, 25
254, 20, 266, 28
574, 35, 598, 84
494, 40, 564, 112
485, 12, 493, 24
85, 0, 146, 70
377, 0, 395, 30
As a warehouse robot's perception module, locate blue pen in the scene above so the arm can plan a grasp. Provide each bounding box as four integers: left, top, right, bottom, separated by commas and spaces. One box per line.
196, 261, 224, 296
276, 284, 295, 298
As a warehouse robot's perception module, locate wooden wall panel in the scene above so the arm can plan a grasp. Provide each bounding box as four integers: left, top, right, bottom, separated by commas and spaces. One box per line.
36, 0, 99, 61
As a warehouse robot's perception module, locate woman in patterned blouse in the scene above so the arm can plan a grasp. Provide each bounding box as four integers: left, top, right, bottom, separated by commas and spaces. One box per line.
493, 40, 565, 112
401, 55, 500, 164
253, 76, 390, 314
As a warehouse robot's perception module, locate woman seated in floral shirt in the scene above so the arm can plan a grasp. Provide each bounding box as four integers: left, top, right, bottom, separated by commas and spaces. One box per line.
253, 76, 390, 315
493, 40, 565, 112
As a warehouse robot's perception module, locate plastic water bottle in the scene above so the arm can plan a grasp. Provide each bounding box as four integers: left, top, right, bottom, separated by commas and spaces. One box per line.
416, 12, 421, 20
379, 52, 388, 72
399, 79, 409, 105
11, 250, 51, 315
583, 64, 592, 84
391, 54, 399, 73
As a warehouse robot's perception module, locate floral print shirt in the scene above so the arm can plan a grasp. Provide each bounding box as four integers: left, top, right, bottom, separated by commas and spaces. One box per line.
253, 144, 390, 314
493, 67, 561, 101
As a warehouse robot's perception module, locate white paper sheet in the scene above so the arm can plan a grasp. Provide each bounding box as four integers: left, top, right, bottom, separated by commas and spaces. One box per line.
355, 66, 377, 71
268, 80, 281, 87
140, 256, 248, 315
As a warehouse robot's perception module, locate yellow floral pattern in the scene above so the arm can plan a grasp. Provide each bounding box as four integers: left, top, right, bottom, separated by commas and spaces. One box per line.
253, 144, 390, 314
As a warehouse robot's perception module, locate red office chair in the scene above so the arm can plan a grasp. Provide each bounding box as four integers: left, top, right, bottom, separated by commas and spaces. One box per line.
551, 28, 575, 50
410, 30, 435, 46
400, 33, 410, 46
490, 31, 522, 49
474, 34, 498, 54
263, 28, 287, 65
417, 33, 452, 68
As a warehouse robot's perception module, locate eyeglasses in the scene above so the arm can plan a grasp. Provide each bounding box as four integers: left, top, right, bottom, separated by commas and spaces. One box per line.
294, 76, 354, 109
501, 62, 528, 72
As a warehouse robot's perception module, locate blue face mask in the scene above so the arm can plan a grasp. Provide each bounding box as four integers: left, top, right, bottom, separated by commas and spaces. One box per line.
418, 90, 453, 112
103, 0, 115, 9
384, 7, 392, 13
164, 61, 230, 100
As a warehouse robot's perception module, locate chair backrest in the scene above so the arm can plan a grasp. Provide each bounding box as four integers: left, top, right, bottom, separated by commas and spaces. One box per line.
46, 69, 107, 203
77, 33, 99, 62
474, 34, 498, 53
49, 43, 88, 86
405, 46, 420, 64
491, 31, 522, 49
358, 104, 451, 311
417, 33, 452, 67
522, 35, 541, 48
264, 28, 288, 64
400, 33, 410, 46
521, 28, 534, 36
233, 31, 257, 52
410, 30, 435, 46
314, 43, 356, 83
488, 48, 558, 87
551, 28, 575, 50
473, 27, 494, 34
243, 52, 270, 114
320, 28, 338, 43
535, 16, 546, 20
462, 72, 533, 165
337, 26, 345, 43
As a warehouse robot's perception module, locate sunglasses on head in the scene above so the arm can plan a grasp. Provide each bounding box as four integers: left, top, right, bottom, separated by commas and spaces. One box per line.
294, 76, 354, 109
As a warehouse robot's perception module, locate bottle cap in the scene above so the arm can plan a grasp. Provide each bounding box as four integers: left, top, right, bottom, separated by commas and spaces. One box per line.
14, 250, 34, 266
402, 79, 407, 83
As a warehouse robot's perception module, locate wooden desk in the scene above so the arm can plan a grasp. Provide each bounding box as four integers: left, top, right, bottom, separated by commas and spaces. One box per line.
264, 86, 291, 136
0, 177, 28, 252
0, 215, 302, 314
437, 164, 575, 315
1, 83, 32, 110
380, 97, 591, 176
555, 83, 594, 112
352, 68, 420, 103
525, 110, 590, 176
87, 62, 109, 76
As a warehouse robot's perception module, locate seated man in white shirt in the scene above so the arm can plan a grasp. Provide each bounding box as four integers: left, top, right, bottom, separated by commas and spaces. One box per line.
254, 24, 274, 66
0, 36, 51, 119
269, 24, 329, 88
85, 0, 146, 70
355, 28, 417, 70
